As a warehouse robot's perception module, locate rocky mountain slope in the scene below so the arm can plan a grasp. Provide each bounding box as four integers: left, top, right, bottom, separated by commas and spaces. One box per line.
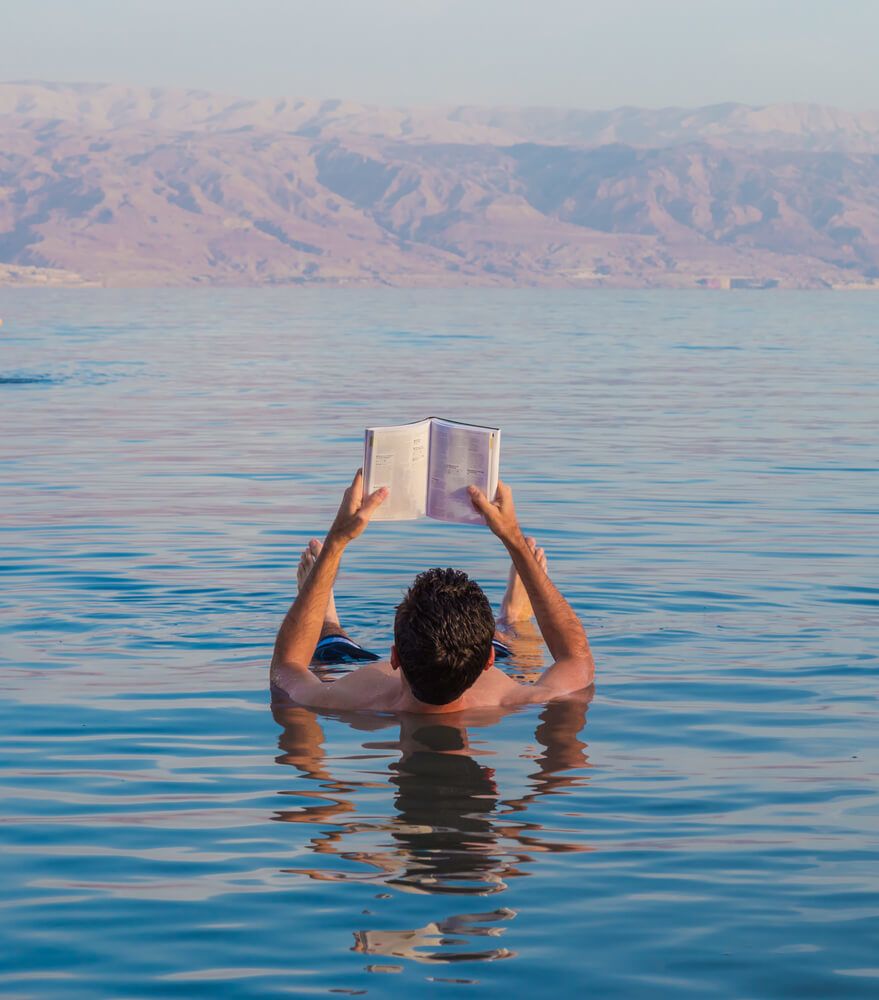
1, 81, 877, 288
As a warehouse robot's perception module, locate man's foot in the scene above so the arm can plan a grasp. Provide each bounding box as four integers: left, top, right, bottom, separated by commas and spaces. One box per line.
297, 537, 340, 629
499, 536, 547, 623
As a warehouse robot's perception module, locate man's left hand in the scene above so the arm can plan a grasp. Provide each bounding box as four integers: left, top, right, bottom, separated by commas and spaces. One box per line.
326, 469, 388, 545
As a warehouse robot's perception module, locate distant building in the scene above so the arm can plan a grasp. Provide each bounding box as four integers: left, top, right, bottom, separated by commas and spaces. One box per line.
697, 276, 779, 289
729, 277, 780, 289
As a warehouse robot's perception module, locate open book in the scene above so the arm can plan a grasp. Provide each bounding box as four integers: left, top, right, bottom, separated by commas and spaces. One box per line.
363, 417, 501, 523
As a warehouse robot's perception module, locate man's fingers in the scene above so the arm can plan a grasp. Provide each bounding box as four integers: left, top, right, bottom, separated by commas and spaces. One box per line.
467, 485, 492, 514
359, 486, 389, 518
339, 468, 363, 513
350, 467, 364, 498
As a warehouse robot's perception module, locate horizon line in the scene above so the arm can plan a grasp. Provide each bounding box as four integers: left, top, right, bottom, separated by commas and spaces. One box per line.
2, 78, 878, 118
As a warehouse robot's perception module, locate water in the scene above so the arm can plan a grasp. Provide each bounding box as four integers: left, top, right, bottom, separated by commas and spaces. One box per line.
0, 289, 877, 997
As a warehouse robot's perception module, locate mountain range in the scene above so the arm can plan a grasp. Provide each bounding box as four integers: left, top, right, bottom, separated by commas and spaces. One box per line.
1, 81, 878, 288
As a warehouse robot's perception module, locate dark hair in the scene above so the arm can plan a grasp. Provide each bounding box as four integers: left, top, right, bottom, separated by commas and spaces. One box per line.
394, 568, 495, 705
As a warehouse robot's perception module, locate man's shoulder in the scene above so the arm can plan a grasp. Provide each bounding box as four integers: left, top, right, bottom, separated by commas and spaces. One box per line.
467, 662, 594, 708
326, 660, 400, 707
273, 659, 401, 711
464, 667, 539, 708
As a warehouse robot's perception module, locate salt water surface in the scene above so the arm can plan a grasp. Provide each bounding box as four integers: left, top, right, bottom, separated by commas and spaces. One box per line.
0, 289, 877, 997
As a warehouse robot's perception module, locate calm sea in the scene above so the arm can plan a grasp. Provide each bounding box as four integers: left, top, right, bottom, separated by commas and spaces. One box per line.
0, 290, 877, 997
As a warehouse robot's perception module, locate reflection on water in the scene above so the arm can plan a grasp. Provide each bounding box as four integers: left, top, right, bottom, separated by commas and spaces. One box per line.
273, 695, 591, 964
353, 909, 516, 967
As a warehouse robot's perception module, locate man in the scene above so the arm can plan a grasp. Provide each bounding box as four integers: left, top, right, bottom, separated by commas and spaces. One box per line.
270, 470, 594, 712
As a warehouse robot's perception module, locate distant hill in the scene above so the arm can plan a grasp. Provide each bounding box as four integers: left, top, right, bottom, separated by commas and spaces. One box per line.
1, 81, 877, 288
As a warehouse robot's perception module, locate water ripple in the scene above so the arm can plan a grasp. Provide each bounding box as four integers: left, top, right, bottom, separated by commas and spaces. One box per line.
0, 289, 877, 997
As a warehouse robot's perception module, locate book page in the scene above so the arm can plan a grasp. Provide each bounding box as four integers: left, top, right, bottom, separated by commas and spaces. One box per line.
425, 419, 500, 524
363, 419, 430, 520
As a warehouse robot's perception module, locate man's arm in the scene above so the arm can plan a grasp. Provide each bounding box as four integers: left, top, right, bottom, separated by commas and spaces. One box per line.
271, 469, 387, 674
469, 482, 594, 695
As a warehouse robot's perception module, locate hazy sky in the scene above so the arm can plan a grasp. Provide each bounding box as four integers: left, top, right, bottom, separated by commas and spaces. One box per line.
4, 0, 878, 110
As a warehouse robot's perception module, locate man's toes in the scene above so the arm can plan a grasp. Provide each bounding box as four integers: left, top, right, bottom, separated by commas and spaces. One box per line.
309, 537, 322, 557
299, 541, 318, 572
524, 536, 536, 553
296, 550, 310, 586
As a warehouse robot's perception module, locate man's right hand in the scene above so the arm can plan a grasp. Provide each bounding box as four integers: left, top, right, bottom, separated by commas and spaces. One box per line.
468, 480, 523, 547
470, 478, 592, 679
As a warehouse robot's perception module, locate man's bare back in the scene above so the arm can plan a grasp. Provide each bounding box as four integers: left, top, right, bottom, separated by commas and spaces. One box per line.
270, 471, 594, 713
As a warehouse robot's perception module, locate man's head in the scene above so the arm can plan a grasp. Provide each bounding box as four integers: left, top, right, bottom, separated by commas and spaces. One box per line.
393, 567, 495, 705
